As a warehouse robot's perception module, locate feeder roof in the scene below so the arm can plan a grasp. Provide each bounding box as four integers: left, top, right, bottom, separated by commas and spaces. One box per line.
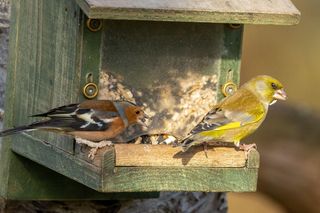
75, 0, 300, 25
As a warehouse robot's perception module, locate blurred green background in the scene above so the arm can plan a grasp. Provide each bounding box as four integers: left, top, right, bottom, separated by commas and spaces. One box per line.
229, 0, 320, 212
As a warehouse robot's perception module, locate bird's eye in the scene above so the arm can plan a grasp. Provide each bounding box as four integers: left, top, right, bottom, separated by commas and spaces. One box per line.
271, 82, 277, 90
135, 110, 140, 115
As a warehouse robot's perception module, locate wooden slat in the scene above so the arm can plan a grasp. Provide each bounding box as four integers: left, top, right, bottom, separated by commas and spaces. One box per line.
6, 0, 82, 154
79, 17, 102, 101
218, 24, 242, 100
75, 0, 300, 25
11, 134, 103, 191
115, 144, 246, 168
104, 167, 258, 192
10, 134, 259, 193
8, 135, 160, 199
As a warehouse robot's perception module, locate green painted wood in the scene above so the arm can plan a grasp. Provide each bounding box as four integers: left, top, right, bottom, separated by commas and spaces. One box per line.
79, 16, 102, 101
101, 20, 224, 88
218, 24, 243, 100
11, 134, 103, 190
0, 0, 18, 197
0, 0, 21, 198
75, 0, 300, 25
103, 167, 258, 192
247, 149, 260, 169
11, 137, 258, 193
1, 0, 157, 200
1, 0, 81, 198
8, 0, 82, 154
0, 138, 11, 198
8, 136, 158, 199
101, 20, 224, 87
8, 155, 157, 200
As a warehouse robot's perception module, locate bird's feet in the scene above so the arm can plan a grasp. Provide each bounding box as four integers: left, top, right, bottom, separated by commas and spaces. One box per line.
88, 140, 113, 159
75, 137, 113, 159
203, 142, 208, 158
238, 143, 257, 158
239, 143, 257, 151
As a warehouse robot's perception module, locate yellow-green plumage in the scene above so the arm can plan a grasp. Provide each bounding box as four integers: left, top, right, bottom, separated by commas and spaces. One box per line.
180, 75, 287, 151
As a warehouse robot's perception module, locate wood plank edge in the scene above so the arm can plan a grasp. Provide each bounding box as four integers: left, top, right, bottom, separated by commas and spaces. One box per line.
11, 135, 103, 191
247, 149, 260, 168
103, 167, 258, 192
114, 144, 247, 168
82, 9, 300, 25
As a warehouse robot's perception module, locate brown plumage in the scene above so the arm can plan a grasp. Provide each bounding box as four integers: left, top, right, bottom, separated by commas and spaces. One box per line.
0, 100, 148, 142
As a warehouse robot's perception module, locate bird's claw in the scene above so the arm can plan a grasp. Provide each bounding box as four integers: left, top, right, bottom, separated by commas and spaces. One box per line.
87, 140, 113, 159
75, 137, 113, 160
239, 143, 257, 151
88, 147, 98, 160
203, 142, 208, 158
239, 143, 257, 158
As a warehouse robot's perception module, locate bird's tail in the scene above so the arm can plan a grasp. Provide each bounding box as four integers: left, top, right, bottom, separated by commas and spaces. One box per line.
179, 135, 195, 152
0, 125, 35, 137
0, 120, 53, 137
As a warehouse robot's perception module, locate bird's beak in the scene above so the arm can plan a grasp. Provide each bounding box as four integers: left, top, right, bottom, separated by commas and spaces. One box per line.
141, 112, 150, 123
273, 89, 287, 100
137, 113, 150, 131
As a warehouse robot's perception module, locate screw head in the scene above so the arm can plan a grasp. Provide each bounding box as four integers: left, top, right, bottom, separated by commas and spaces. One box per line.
228, 23, 242, 29
222, 82, 238, 97
86, 18, 102, 32
83, 82, 99, 99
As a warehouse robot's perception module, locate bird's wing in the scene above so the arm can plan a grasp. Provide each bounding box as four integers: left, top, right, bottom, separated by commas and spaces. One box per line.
189, 87, 268, 135
31, 103, 80, 118
190, 101, 265, 135
31, 101, 120, 131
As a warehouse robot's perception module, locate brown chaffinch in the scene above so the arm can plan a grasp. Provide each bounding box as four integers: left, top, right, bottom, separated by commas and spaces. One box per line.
0, 100, 148, 158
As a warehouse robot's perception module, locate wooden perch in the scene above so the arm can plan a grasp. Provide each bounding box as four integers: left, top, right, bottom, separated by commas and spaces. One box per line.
115, 144, 246, 167
12, 137, 259, 192
75, 0, 300, 25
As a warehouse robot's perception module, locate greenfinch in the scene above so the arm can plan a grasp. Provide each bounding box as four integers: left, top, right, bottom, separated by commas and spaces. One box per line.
180, 75, 287, 152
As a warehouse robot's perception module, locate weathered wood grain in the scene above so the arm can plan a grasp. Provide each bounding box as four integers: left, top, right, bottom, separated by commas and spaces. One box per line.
9, 134, 159, 199
247, 149, 260, 168
114, 144, 246, 168
79, 16, 102, 101
7, 0, 82, 154
11, 134, 103, 191
1, 0, 119, 200
9, 136, 259, 193
103, 167, 258, 192
75, 0, 300, 25
217, 24, 243, 100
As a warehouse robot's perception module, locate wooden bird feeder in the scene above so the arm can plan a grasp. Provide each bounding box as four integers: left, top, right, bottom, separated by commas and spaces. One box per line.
0, 0, 300, 199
